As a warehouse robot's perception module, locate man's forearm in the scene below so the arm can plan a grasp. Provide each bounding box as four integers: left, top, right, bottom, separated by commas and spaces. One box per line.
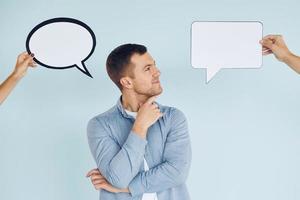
127, 158, 191, 196
87, 117, 148, 189
115, 160, 190, 195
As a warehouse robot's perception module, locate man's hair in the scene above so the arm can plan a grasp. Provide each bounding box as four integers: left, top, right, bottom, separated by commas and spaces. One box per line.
106, 43, 147, 90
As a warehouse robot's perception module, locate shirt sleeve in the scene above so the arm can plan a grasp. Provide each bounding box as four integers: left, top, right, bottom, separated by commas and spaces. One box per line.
128, 108, 192, 196
87, 117, 147, 189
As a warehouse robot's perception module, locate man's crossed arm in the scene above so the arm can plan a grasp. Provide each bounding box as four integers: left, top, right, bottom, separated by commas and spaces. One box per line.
87, 108, 191, 196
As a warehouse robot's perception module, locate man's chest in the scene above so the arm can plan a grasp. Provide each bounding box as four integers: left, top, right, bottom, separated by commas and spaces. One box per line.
109, 119, 170, 167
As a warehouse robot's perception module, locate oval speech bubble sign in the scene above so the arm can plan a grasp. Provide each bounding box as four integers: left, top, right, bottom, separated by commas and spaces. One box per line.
26, 17, 96, 78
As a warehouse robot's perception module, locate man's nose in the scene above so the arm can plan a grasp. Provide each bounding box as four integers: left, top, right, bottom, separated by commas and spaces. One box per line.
152, 66, 161, 77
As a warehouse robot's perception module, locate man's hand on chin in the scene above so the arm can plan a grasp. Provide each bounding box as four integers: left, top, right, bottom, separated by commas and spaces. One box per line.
86, 168, 129, 193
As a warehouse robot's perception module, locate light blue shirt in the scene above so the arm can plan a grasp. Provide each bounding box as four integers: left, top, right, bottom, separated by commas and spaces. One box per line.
87, 97, 192, 200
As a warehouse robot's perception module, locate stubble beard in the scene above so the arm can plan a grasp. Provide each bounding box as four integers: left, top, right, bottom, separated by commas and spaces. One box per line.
134, 84, 163, 98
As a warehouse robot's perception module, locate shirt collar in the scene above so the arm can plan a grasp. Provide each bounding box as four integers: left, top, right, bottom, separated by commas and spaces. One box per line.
116, 96, 134, 119
116, 96, 161, 119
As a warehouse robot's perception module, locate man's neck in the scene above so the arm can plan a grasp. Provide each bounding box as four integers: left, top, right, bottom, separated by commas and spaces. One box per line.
121, 92, 149, 112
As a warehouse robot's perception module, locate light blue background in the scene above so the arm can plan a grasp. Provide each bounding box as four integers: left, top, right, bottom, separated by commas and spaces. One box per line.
0, 0, 299, 200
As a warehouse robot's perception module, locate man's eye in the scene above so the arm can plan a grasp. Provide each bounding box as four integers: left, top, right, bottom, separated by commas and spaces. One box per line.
145, 67, 150, 71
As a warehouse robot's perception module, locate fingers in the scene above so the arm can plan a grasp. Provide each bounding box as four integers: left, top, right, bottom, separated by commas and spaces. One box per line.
23, 55, 35, 66
92, 178, 106, 190
29, 61, 37, 68
17, 52, 36, 67
91, 174, 104, 181
262, 46, 269, 51
260, 39, 274, 50
260, 34, 284, 50
262, 34, 282, 41
145, 95, 158, 105
18, 52, 34, 61
152, 104, 163, 118
263, 49, 273, 56
92, 178, 106, 185
150, 103, 163, 117
18, 52, 29, 59
86, 168, 101, 177
86, 169, 108, 191
94, 183, 106, 190
149, 100, 163, 115
86, 168, 106, 190
262, 46, 272, 54
150, 103, 158, 109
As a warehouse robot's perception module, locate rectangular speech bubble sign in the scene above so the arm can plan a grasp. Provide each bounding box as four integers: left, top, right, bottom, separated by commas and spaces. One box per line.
191, 21, 263, 83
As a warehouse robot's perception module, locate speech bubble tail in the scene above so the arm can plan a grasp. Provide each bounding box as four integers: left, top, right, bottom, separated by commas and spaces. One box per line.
75, 62, 93, 78
206, 67, 221, 83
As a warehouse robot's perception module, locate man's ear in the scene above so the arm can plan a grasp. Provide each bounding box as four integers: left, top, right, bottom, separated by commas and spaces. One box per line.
120, 77, 133, 89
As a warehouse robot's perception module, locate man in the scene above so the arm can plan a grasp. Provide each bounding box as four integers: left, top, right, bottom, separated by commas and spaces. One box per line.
86, 44, 191, 200
260, 34, 300, 74
0, 52, 36, 105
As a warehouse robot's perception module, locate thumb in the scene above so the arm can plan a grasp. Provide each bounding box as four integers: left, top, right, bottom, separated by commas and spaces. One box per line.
145, 95, 158, 105
260, 39, 275, 50
22, 56, 33, 66
86, 168, 98, 177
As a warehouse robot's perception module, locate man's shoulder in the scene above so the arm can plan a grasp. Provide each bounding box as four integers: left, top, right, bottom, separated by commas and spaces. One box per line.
158, 103, 186, 120
87, 105, 119, 127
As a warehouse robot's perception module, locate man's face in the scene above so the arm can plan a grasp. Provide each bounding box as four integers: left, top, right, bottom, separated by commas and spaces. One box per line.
129, 52, 163, 97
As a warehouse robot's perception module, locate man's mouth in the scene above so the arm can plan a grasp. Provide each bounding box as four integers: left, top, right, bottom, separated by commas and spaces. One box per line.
152, 79, 160, 84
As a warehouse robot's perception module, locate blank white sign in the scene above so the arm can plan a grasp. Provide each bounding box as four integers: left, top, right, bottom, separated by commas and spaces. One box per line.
191, 21, 263, 83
